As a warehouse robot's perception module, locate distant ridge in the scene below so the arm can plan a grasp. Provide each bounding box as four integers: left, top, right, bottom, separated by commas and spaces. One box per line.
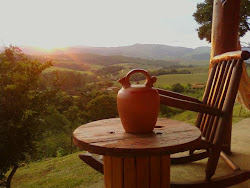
0, 44, 249, 61
51, 44, 211, 61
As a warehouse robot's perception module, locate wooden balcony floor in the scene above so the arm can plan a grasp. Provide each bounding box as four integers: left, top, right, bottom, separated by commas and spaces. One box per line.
170, 118, 250, 188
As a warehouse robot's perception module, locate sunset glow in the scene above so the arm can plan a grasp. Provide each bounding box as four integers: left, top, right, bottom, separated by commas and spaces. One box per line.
37, 44, 61, 51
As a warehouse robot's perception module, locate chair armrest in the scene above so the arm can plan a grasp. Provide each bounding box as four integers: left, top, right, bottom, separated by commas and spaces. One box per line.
156, 88, 202, 104
160, 95, 223, 116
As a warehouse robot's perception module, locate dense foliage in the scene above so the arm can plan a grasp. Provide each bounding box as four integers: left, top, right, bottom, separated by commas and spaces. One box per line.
53, 61, 90, 71
0, 46, 55, 187
0, 47, 119, 187
193, 0, 250, 42
95, 65, 124, 78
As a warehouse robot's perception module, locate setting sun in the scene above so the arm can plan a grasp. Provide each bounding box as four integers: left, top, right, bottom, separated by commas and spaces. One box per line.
38, 43, 60, 51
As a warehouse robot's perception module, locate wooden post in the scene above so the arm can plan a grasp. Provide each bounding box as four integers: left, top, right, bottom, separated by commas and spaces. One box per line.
210, 0, 241, 154
210, 0, 241, 58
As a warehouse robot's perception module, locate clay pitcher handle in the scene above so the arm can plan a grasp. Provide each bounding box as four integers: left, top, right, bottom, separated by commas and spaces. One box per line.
125, 69, 156, 88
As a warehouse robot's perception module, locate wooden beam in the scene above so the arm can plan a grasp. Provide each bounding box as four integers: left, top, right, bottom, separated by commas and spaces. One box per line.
210, 0, 242, 154
210, 0, 241, 58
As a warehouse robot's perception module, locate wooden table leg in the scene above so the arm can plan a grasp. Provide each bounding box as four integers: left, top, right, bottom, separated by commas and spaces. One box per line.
103, 155, 170, 188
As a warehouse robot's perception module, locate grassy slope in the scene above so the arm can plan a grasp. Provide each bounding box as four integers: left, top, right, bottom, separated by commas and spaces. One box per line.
171, 103, 250, 125
11, 153, 103, 188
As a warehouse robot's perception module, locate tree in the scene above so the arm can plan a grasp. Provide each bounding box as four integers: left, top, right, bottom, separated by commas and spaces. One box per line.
37, 106, 70, 158
0, 46, 55, 187
63, 105, 83, 153
193, 0, 250, 42
171, 83, 185, 93
87, 94, 118, 121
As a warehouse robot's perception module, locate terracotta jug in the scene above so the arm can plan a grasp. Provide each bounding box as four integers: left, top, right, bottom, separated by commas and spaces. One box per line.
117, 69, 160, 133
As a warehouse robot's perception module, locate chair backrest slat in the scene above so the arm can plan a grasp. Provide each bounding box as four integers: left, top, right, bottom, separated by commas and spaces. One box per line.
203, 62, 227, 135
207, 60, 235, 141
205, 61, 231, 140
196, 64, 218, 129
213, 59, 243, 145
206, 62, 222, 106
202, 64, 219, 104
197, 52, 245, 143
204, 61, 227, 139
199, 63, 222, 134
213, 61, 232, 110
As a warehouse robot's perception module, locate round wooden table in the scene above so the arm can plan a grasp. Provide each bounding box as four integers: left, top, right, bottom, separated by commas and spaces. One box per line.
73, 118, 201, 188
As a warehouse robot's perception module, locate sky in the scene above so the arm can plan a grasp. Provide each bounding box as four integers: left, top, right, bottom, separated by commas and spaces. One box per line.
0, 0, 249, 49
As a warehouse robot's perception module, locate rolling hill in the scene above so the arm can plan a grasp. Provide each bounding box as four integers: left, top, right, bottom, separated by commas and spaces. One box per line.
28, 44, 211, 61
1, 44, 249, 66
1, 44, 212, 60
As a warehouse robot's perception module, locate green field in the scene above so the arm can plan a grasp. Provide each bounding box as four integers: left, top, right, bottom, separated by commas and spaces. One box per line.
155, 72, 208, 86
10, 152, 103, 188
113, 71, 209, 87
179, 60, 209, 66
43, 67, 93, 75
177, 66, 209, 73
170, 103, 250, 125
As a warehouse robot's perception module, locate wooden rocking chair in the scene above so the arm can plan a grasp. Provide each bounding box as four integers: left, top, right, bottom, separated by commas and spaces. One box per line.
158, 50, 250, 187
78, 50, 250, 187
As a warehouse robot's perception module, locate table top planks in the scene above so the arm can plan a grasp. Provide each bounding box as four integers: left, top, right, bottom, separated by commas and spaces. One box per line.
73, 118, 201, 156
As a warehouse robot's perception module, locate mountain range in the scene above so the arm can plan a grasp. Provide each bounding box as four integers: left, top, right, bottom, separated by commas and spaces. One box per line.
55, 44, 211, 60
1, 44, 249, 62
